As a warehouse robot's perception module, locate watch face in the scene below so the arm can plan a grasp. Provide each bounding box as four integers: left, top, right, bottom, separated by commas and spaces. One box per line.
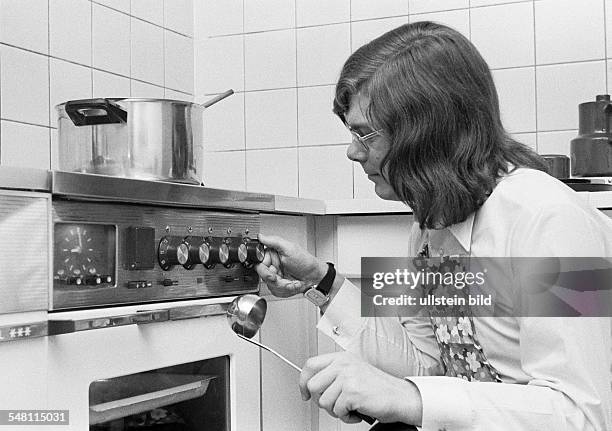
305, 288, 329, 306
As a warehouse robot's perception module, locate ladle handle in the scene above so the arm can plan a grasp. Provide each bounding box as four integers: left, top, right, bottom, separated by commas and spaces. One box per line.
235, 334, 376, 425
236, 333, 301, 372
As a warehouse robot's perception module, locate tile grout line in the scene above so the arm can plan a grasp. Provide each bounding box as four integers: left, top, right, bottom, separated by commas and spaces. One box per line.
532, 0, 539, 152
295, 0, 300, 198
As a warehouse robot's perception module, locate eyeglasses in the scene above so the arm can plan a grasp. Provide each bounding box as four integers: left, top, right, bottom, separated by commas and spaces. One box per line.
346, 125, 383, 152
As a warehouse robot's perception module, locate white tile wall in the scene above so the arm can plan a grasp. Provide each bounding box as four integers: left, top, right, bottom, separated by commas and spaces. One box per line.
298, 145, 353, 199
202, 92, 245, 152
245, 0, 295, 33
409, 8, 469, 38
131, 18, 164, 86
296, 0, 350, 27
351, 0, 408, 21
246, 148, 298, 196
245, 89, 298, 149
197, 36, 244, 95
537, 130, 577, 156
352, 16, 408, 51
512, 132, 537, 151
245, 30, 296, 90
536, 61, 606, 130
0, 0, 195, 169
409, 0, 469, 14
471, 2, 534, 68
535, 0, 605, 65
297, 24, 350, 86
297, 86, 349, 146
0, 46, 49, 126
202, 150, 246, 190
195, 0, 243, 37
0, 120, 50, 169
50, 0, 92, 66
93, 4, 130, 76
0, 0, 48, 54
492, 67, 537, 133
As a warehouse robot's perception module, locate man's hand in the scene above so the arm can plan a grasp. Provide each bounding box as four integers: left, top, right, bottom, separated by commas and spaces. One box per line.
299, 352, 423, 426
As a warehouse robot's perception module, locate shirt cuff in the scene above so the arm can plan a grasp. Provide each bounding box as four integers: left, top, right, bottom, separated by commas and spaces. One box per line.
407, 376, 473, 431
317, 279, 367, 348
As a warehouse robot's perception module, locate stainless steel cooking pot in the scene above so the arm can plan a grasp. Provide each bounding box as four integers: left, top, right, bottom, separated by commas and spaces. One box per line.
56, 90, 233, 184
570, 94, 612, 177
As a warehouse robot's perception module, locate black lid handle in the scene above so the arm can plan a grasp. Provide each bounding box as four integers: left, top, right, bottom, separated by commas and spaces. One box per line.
64, 98, 127, 126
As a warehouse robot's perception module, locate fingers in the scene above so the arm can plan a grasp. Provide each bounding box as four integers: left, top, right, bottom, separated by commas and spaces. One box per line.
257, 233, 292, 254
299, 353, 341, 400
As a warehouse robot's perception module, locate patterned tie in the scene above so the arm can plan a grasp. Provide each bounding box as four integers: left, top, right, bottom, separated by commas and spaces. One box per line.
415, 243, 502, 382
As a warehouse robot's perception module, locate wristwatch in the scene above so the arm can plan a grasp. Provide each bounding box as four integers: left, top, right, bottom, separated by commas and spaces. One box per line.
304, 262, 336, 307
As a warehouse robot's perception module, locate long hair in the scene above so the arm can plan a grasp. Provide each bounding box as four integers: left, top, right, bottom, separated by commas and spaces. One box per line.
333, 21, 547, 229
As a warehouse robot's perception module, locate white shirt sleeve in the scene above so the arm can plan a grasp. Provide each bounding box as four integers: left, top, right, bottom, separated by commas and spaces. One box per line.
317, 278, 441, 378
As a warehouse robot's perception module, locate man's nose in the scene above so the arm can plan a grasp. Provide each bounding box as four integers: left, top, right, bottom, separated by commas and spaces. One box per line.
346, 140, 367, 162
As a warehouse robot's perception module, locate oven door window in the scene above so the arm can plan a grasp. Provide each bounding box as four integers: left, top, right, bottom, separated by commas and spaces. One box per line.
89, 356, 229, 431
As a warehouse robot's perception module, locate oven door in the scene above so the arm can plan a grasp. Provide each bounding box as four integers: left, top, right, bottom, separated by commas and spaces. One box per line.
46, 298, 260, 431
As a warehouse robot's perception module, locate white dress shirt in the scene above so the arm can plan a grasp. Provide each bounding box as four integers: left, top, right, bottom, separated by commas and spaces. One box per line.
318, 168, 612, 431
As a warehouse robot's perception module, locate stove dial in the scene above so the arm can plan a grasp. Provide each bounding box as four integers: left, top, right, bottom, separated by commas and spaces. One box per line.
158, 236, 189, 271
182, 236, 212, 269
224, 238, 252, 268
241, 239, 265, 267
206, 238, 229, 267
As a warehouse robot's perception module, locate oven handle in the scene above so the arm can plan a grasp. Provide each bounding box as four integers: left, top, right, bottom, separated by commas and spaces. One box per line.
48, 303, 230, 335
48, 310, 169, 335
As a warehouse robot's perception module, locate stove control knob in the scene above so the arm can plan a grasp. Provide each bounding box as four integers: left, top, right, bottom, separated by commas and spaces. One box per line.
224, 238, 246, 267
181, 236, 207, 269
207, 238, 229, 267
241, 239, 265, 267
158, 236, 189, 271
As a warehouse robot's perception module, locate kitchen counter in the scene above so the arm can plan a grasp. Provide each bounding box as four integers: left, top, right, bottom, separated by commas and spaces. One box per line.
1, 167, 612, 213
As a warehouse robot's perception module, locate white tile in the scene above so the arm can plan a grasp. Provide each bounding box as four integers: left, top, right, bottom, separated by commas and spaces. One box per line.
202, 151, 246, 190
409, 0, 468, 14
131, 80, 165, 98
511, 132, 537, 151
299, 145, 353, 199
164, 0, 194, 37
201, 91, 245, 152
472, 0, 532, 5
537, 130, 577, 156
245, 89, 297, 149
50, 128, 59, 170
297, 24, 351, 86
93, 4, 130, 76
245, 30, 296, 90
0, 0, 48, 53
351, 16, 408, 51
245, 0, 295, 32
607, 0, 612, 58
536, 61, 607, 131
409, 8, 469, 39
165, 31, 194, 93
195, 0, 243, 38
131, 0, 163, 25
49, 58, 92, 127
296, 0, 350, 26
535, 0, 605, 65
353, 163, 379, 199
131, 18, 165, 86
492, 67, 536, 133
164, 89, 193, 102
608, 60, 612, 95
197, 36, 244, 94
49, 0, 91, 65
93, 0, 130, 13
246, 148, 298, 196
0, 46, 49, 126
93, 71, 131, 98
471, 2, 534, 69
352, 0, 408, 20
0, 121, 50, 169
297, 86, 349, 146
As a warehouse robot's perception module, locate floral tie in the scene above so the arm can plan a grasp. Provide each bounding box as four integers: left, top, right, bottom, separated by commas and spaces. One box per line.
415, 244, 502, 382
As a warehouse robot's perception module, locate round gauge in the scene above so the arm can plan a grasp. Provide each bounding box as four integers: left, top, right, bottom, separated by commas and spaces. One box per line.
54, 223, 115, 285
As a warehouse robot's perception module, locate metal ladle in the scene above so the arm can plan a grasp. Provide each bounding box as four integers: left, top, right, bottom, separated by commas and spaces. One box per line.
226, 294, 300, 371
227, 294, 384, 427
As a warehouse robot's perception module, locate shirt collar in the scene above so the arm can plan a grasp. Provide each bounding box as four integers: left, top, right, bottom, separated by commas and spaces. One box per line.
426, 211, 475, 256
447, 211, 475, 254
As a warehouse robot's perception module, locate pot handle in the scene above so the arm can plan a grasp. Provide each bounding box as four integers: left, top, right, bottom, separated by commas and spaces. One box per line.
64, 98, 127, 126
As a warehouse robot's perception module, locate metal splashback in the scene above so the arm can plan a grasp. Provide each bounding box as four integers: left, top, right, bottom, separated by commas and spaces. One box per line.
51, 171, 275, 211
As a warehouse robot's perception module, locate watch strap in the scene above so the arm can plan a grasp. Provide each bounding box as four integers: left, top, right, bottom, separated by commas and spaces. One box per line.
315, 262, 335, 295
